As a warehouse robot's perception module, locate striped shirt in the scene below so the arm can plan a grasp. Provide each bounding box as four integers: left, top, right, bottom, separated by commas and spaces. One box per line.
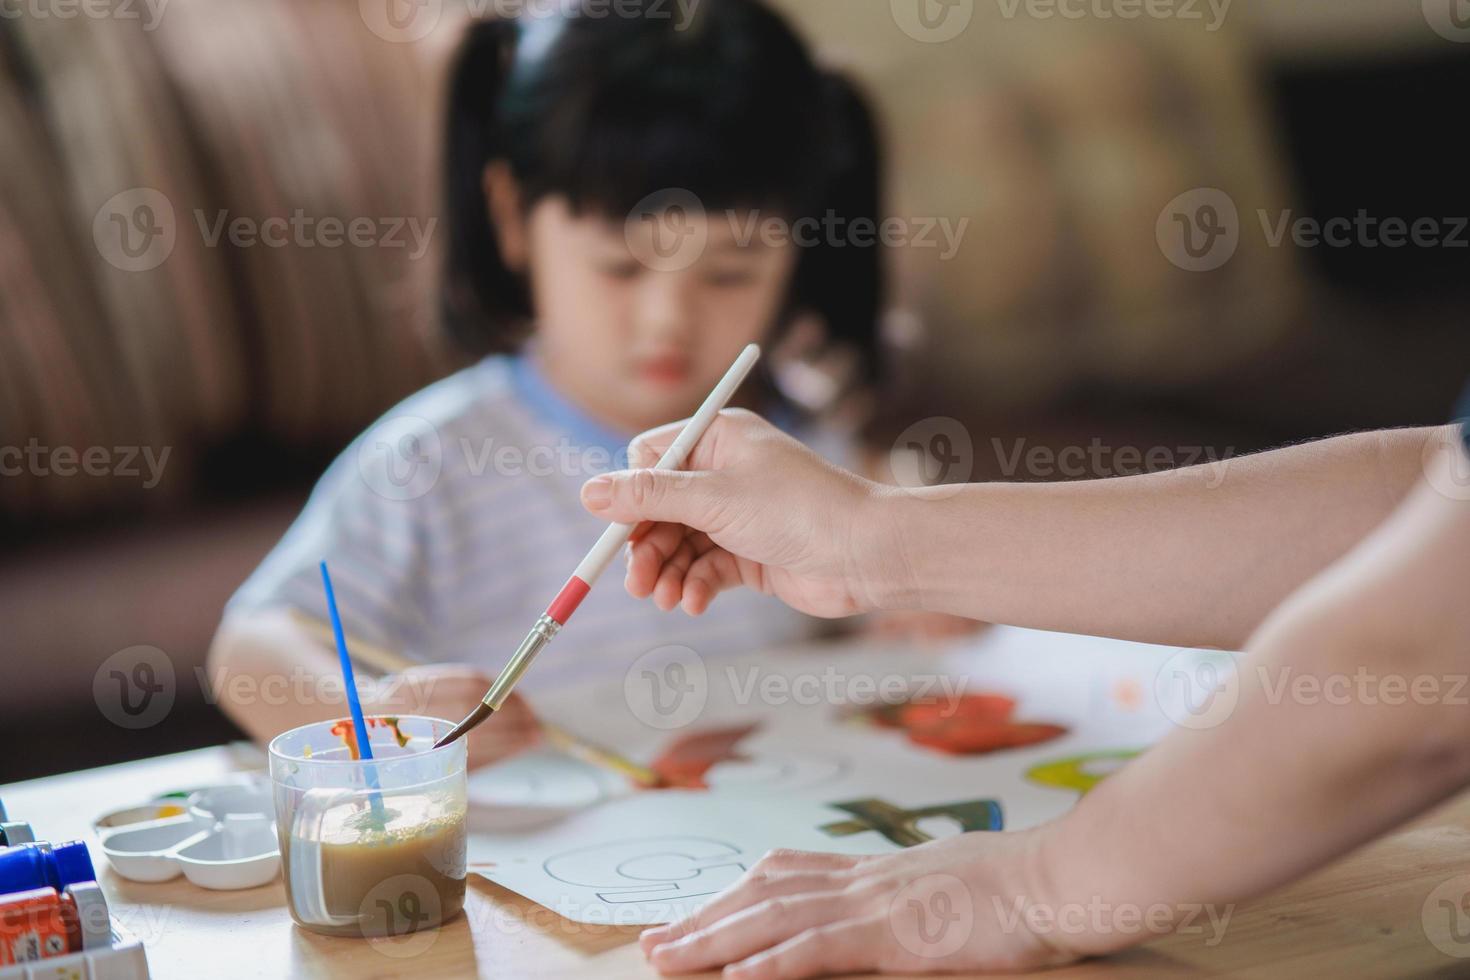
228, 354, 840, 691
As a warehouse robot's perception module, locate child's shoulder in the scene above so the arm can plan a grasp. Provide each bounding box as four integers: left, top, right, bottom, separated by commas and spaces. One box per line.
379, 355, 524, 439
339, 355, 547, 500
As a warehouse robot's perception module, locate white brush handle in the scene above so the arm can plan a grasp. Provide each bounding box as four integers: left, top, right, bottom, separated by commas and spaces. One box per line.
570, 342, 761, 586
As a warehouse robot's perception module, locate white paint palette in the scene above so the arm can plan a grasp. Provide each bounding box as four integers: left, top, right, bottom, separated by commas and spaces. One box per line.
94, 783, 280, 891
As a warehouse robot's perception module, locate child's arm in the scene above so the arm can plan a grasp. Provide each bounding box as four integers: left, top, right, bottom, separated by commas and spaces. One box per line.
633, 442, 1470, 977
590, 412, 1447, 650
206, 609, 538, 769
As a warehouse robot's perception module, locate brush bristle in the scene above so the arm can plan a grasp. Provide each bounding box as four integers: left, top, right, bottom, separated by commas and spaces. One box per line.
435, 703, 493, 748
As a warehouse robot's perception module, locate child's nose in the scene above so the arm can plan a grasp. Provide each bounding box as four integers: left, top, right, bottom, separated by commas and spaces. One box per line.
636, 274, 698, 341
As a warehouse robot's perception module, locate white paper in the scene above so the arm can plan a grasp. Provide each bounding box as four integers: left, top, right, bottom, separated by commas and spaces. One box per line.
466, 626, 1228, 924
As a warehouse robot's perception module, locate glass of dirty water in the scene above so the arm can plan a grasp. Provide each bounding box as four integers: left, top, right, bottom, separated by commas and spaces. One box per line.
269, 715, 468, 938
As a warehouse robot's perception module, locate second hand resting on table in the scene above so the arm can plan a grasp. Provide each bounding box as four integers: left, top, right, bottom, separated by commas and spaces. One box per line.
577, 409, 1470, 978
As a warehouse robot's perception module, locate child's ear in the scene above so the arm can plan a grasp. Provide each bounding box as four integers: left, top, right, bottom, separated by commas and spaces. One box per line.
483, 160, 529, 272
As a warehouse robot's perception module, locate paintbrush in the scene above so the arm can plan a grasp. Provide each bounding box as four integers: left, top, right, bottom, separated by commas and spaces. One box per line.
319, 560, 387, 821
434, 343, 763, 749
289, 609, 663, 787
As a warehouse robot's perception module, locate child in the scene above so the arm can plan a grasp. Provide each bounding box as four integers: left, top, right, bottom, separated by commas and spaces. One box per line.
208, 0, 885, 767
579, 410, 1470, 976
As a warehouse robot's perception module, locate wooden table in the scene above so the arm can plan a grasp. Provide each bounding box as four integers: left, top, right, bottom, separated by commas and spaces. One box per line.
4, 745, 1468, 979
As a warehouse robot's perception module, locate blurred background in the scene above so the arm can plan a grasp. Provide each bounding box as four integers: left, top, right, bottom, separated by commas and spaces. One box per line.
2, 0, 1466, 781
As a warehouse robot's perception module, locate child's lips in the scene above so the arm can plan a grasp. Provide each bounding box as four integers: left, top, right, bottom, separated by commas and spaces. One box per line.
638, 356, 691, 385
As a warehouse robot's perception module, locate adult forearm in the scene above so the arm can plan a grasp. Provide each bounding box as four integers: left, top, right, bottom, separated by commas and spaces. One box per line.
1036, 610, 1470, 956
875, 426, 1441, 648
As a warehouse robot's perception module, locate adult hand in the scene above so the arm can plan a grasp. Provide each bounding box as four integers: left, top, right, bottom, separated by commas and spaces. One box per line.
579, 410, 904, 619
637, 831, 1079, 978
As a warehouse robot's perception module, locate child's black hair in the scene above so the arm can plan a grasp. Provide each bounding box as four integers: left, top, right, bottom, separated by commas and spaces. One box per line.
442, 0, 885, 384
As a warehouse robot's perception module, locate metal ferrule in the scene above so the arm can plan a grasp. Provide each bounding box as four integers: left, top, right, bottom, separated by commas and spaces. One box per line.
482, 614, 561, 711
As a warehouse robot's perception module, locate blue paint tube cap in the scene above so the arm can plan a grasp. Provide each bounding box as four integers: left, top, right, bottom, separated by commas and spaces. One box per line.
0, 840, 96, 893
52, 841, 96, 887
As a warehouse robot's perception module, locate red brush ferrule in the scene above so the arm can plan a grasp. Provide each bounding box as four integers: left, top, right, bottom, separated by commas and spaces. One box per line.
546, 576, 591, 625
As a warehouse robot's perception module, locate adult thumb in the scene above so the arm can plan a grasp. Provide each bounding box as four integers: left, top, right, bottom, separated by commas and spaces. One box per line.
580, 469, 724, 529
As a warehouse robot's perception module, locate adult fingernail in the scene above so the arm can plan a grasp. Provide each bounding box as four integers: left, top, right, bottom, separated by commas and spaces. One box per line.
582, 476, 613, 510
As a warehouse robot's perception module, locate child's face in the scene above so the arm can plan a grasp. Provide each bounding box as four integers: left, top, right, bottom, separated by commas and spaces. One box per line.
517, 194, 796, 434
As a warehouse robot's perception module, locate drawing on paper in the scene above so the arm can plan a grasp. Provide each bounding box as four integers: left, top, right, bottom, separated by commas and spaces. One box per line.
853, 692, 1068, 756
1026, 750, 1142, 795
820, 797, 1003, 847
541, 836, 749, 904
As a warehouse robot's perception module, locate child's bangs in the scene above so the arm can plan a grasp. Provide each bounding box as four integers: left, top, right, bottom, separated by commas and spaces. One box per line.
552, 92, 821, 223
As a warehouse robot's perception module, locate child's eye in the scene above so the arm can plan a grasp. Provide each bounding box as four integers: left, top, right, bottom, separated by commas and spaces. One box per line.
703, 268, 757, 288
601, 261, 643, 280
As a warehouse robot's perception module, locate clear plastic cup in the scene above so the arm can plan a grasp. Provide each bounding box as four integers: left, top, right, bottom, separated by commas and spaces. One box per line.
268, 716, 467, 938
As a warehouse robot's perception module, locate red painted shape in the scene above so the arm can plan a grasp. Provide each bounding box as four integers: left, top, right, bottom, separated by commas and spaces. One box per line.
546, 576, 591, 625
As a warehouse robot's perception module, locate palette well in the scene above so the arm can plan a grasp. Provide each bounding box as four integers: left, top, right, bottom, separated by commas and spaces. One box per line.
95, 783, 280, 890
